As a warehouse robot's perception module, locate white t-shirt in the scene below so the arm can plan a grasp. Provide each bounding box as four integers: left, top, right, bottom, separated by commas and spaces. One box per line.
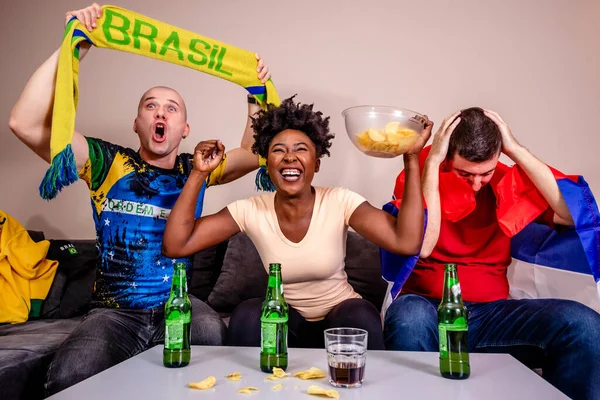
227, 187, 366, 321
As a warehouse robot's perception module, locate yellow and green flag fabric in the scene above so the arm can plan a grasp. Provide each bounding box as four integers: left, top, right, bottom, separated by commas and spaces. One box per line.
41, 5, 278, 199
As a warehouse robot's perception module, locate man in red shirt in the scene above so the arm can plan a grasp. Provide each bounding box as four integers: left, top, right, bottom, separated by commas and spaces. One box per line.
383, 107, 600, 400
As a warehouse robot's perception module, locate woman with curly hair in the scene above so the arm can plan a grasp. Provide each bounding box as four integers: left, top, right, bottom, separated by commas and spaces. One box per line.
163, 96, 432, 349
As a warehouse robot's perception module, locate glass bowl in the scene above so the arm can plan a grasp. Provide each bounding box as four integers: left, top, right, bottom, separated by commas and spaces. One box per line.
342, 105, 426, 158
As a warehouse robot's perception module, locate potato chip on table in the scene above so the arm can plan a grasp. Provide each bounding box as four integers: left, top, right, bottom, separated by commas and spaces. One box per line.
226, 371, 242, 381
307, 385, 340, 398
265, 367, 290, 380
293, 367, 327, 379
237, 386, 260, 394
188, 376, 216, 390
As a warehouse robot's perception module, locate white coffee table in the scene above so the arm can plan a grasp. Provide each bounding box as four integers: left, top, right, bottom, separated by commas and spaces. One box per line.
48, 345, 568, 399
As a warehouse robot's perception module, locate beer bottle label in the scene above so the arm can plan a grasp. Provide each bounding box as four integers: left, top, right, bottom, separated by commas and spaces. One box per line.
261, 322, 277, 353
447, 276, 462, 297
165, 320, 184, 349
260, 317, 287, 354
165, 314, 191, 349
438, 317, 467, 358
451, 283, 461, 297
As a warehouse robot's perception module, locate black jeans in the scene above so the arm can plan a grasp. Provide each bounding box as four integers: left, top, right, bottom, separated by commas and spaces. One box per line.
44, 295, 225, 396
227, 297, 385, 350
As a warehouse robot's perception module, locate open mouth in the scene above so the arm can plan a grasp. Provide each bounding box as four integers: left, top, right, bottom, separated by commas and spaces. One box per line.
153, 123, 166, 143
280, 168, 302, 182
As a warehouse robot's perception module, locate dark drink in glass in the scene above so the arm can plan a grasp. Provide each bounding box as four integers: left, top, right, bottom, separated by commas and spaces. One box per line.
328, 361, 366, 386
324, 328, 368, 388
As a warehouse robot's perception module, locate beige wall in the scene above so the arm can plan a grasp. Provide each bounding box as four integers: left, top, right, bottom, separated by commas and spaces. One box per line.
1, 0, 599, 239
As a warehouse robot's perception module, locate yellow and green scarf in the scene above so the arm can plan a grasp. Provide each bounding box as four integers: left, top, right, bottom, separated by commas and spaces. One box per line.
41, 5, 278, 199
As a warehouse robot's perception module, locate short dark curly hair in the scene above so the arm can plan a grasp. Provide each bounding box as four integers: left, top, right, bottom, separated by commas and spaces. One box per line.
251, 96, 335, 159
447, 107, 502, 162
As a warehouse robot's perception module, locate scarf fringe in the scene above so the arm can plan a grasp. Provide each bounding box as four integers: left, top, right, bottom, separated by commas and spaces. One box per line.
255, 164, 275, 192
39, 145, 78, 200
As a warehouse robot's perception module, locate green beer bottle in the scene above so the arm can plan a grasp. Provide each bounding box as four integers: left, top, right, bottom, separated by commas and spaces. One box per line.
438, 263, 470, 379
260, 263, 288, 373
163, 262, 191, 368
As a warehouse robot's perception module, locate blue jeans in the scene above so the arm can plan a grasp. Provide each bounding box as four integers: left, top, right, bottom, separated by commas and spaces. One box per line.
384, 294, 600, 400
44, 295, 225, 396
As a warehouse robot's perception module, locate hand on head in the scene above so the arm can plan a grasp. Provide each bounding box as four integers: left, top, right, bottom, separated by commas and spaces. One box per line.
427, 110, 462, 165
482, 109, 520, 157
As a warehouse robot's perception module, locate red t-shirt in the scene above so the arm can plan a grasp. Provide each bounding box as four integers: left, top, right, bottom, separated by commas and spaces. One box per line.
392, 147, 557, 302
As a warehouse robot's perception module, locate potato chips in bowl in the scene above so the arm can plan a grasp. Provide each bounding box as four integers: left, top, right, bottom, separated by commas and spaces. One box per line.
342, 106, 426, 158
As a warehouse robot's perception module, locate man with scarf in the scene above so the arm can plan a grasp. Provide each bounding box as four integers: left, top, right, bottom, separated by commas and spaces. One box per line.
9, 4, 271, 395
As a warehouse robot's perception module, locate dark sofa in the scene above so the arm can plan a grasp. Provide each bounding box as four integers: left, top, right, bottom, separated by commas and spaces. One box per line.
0, 231, 387, 400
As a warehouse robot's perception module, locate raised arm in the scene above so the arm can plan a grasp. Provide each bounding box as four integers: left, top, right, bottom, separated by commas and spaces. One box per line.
8, 4, 102, 171
485, 109, 574, 226
208, 53, 271, 185
419, 111, 462, 258
162, 140, 240, 258
349, 118, 433, 255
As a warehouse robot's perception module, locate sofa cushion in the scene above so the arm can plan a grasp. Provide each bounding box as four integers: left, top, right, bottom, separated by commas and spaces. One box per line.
27, 230, 45, 243
344, 231, 387, 311
190, 240, 229, 302
0, 318, 82, 400
42, 240, 97, 319
207, 233, 267, 313
42, 240, 82, 319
